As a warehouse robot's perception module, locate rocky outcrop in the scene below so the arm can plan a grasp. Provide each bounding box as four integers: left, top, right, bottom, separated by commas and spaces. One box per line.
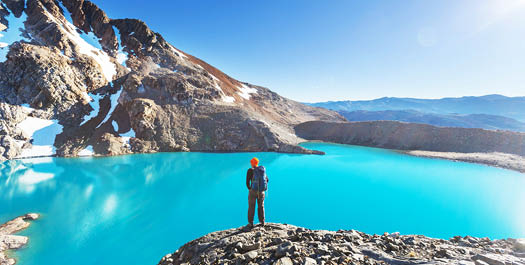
0, 213, 39, 265
0, 102, 31, 161
295, 121, 525, 156
0, 0, 344, 161
158, 223, 525, 265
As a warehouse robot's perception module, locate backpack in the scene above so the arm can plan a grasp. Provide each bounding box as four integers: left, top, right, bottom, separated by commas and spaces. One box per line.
251, 166, 268, 191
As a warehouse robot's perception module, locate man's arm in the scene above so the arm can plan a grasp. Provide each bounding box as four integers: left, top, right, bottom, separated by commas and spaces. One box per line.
246, 169, 253, 190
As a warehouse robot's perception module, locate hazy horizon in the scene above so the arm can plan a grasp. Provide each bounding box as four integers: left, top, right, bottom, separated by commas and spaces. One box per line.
91, 0, 525, 102
301, 93, 525, 103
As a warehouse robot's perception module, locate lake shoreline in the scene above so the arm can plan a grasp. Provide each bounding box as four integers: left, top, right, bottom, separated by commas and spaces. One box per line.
302, 140, 525, 174
5, 141, 525, 174
0, 213, 39, 265
402, 150, 525, 173
294, 120, 525, 174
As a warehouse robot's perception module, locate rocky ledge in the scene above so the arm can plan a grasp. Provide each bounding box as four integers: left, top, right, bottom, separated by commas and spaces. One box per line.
158, 223, 525, 265
0, 213, 39, 265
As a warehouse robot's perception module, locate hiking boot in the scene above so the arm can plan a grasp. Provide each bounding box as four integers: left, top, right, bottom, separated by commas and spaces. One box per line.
260, 222, 265, 227
246, 223, 254, 229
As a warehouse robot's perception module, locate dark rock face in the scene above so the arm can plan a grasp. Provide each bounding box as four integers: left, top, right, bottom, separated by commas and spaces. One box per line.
2, 0, 23, 18
0, 0, 344, 160
157, 223, 525, 265
294, 121, 525, 156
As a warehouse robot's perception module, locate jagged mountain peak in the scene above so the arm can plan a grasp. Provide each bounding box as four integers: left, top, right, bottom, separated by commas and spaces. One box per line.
2, 0, 252, 104
0, 0, 343, 161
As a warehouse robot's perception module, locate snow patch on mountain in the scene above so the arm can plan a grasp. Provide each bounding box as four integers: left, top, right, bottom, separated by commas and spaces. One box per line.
223, 96, 235, 103
120, 128, 136, 139
120, 128, 136, 149
112, 25, 129, 68
98, 86, 123, 127
57, 1, 103, 51
237, 84, 257, 100
81, 91, 92, 103
112, 120, 119, 132
80, 92, 104, 126
170, 45, 187, 59
45, 5, 116, 82
210, 74, 219, 82
78, 145, 94, 156
116, 52, 127, 64
20, 104, 35, 113
211, 79, 235, 103
16, 117, 63, 158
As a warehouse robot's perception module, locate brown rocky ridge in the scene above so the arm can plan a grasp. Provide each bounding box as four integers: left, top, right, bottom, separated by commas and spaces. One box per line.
0, 0, 344, 161
157, 223, 525, 265
294, 120, 525, 173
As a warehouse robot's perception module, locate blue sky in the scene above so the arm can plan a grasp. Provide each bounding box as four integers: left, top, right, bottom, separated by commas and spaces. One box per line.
93, 0, 525, 102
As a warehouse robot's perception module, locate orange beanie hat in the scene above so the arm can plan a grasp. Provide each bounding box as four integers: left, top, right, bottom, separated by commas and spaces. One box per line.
250, 157, 259, 167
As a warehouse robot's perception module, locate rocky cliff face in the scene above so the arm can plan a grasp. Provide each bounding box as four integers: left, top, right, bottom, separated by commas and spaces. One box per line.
0, 0, 344, 161
294, 121, 525, 156
157, 223, 525, 265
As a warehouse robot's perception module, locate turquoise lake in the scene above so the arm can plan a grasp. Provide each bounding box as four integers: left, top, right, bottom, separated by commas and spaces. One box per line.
1, 142, 524, 265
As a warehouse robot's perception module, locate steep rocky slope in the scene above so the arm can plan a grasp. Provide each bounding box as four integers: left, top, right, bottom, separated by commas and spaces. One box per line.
0, 0, 344, 161
157, 223, 525, 265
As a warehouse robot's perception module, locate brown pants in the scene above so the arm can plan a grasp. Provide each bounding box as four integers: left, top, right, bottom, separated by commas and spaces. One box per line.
248, 189, 265, 224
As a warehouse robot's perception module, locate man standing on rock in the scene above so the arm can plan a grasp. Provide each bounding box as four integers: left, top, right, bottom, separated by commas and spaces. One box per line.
246, 157, 268, 228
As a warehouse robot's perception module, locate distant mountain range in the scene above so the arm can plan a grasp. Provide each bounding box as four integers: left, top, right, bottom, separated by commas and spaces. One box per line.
337, 110, 525, 132
309, 95, 525, 122
308, 95, 525, 132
